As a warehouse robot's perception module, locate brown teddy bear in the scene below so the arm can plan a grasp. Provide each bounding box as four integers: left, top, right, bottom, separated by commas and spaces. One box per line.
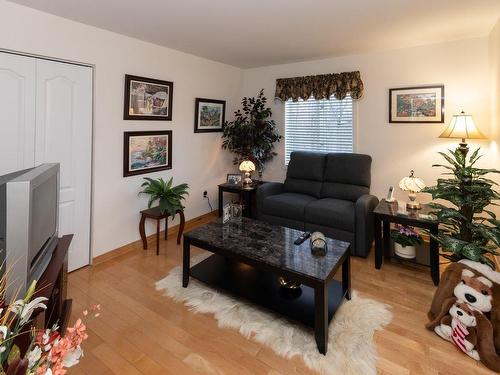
427, 260, 500, 372
454, 269, 493, 312
434, 300, 479, 360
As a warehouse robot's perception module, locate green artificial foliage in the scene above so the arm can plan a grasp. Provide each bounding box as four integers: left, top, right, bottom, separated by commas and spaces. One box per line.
221, 89, 281, 175
139, 177, 189, 218
423, 147, 500, 268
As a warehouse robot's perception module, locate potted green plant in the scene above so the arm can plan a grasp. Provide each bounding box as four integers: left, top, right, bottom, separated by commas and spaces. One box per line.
391, 224, 423, 259
423, 147, 500, 268
221, 89, 281, 178
139, 177, 189, 218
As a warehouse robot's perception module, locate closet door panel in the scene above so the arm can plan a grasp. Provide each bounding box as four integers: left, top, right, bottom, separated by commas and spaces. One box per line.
0, 53, 36, 174
36, 59, 92, 271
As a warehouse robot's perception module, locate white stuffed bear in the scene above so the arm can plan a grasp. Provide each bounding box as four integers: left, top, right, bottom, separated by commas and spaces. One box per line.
434, 300, 480, 360
454, 268, 494, 313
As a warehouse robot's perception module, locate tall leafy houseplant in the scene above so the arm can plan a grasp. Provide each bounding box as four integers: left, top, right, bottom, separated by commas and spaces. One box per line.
222, 89, 281, 176
423, 147, 500, 268
139, 177, 189, 218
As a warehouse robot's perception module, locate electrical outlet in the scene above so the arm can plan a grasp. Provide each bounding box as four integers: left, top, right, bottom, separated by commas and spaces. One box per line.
203, 190, 208, 198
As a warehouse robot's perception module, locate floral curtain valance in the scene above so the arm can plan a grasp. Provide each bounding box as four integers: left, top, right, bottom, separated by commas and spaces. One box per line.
275, 71, 364, 102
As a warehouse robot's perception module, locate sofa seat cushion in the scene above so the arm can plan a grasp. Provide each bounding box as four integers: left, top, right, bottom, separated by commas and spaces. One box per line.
262, 193, 317, 221
305, 198, 355, 232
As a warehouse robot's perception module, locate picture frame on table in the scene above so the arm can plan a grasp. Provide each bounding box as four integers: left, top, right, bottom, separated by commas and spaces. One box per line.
222, 203, 231, 224
194, 98, 226, 133
231, 203, 243, 222
226, 173, 243, 185
123, 130, 172, 177
124, 74, 173, 121
389, 85, 444, 123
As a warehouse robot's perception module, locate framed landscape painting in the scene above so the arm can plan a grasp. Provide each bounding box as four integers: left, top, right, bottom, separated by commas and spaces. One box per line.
124, 74, 173, 121
123, 131, 172, 177
194, 98, 226, 133
389, 85, 444, 123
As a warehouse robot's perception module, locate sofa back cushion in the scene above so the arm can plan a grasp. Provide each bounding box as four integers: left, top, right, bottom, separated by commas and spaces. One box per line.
321, 153, 371, 201
284, 151, 326, 198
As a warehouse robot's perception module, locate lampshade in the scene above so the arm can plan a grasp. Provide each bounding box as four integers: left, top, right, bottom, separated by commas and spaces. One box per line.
399, 170, 425, 193
439, 111, 485, 141
239, 160, 256, 173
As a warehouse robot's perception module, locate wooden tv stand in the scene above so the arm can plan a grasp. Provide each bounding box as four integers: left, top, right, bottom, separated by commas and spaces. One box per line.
18, 234, 73, 354
35, 234, 73, 331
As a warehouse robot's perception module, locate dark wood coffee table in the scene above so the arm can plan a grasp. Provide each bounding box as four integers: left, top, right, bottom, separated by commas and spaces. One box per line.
182, 218, 351, 354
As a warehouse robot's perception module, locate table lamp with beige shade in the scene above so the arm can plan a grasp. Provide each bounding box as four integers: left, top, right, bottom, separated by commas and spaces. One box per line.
439, 111, 486, 157
239, 160, 256, 185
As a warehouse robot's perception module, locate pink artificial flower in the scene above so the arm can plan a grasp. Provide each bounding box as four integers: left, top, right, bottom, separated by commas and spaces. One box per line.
51, 361, 67, 375
50, 337, 70, 363
66, 319, 88, 347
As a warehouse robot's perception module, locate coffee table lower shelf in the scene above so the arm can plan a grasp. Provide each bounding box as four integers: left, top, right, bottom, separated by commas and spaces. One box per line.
190, 254, 346, 331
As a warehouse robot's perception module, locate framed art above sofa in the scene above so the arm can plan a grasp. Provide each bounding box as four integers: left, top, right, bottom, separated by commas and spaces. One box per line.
389, 85, 444, 123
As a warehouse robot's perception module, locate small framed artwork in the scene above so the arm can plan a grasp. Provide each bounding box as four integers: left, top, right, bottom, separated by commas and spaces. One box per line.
222, 203, 231, 224
389, 85, 444, 123
123, 131, 172, 177
124, 74, 173, 120
226, 173, 242, 185
194, 98, 226, 133
231, 203, 243, 222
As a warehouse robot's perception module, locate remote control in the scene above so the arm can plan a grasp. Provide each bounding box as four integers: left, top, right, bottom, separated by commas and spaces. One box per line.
294, 231, 311, 245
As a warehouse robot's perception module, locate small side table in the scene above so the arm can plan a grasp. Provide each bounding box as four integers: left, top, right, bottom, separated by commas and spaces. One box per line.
373, 199, 440, 285
139, 206, 185, 255
218, 181, 263, 218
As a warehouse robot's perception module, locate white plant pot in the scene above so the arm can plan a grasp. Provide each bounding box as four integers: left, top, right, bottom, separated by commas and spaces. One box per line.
394, 243, 416, 259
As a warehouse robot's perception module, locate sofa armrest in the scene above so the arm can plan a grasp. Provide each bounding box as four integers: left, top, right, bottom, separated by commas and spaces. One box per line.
256, 182, 284, 219
354, 194, 379, 257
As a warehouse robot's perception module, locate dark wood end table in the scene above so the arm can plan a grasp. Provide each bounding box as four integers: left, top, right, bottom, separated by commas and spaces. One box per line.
139, 207, 185, 255
373, 199, 439, 285
217, 181, 264, 218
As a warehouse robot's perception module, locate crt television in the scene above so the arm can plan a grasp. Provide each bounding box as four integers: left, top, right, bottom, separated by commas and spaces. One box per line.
0, 163, 60, 301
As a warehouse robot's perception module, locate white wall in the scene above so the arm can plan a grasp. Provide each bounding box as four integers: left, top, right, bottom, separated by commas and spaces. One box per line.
0, 1, 242, 257
489, 19, 500, 217
490, 19, 500, 148
240, 38, 500, 205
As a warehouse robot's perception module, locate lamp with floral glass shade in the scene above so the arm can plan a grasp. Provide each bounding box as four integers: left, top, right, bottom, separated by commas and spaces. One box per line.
439, 111, 486, 157
239, 160, 256, 185
399, 170, 426, 209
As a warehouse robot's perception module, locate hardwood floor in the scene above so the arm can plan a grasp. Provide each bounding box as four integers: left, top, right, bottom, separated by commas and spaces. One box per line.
67, 214, 495, 374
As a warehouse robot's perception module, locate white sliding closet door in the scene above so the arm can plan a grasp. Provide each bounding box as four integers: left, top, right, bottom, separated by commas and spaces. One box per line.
35, 59, 93, 271
0, 53, 36, 174
0, 53, 92, 271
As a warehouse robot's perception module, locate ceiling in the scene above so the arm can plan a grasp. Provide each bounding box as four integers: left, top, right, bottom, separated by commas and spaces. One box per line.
9, 0, 500, 68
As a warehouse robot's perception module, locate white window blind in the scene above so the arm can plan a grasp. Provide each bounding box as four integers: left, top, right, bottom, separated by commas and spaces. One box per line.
285, 95, 353, 165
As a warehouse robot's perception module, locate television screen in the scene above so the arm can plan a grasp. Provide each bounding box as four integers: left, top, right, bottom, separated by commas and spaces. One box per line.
30, 175, 58, 265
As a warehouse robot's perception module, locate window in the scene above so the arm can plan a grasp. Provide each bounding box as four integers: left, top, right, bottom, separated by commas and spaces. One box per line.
284, 95, 353, 164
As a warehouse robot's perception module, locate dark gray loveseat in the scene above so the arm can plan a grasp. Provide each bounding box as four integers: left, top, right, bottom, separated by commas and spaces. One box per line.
256, 151, 379, 257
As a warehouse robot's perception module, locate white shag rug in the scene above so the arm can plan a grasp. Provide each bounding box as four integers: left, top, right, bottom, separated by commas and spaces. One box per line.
156, 255, 392, 375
